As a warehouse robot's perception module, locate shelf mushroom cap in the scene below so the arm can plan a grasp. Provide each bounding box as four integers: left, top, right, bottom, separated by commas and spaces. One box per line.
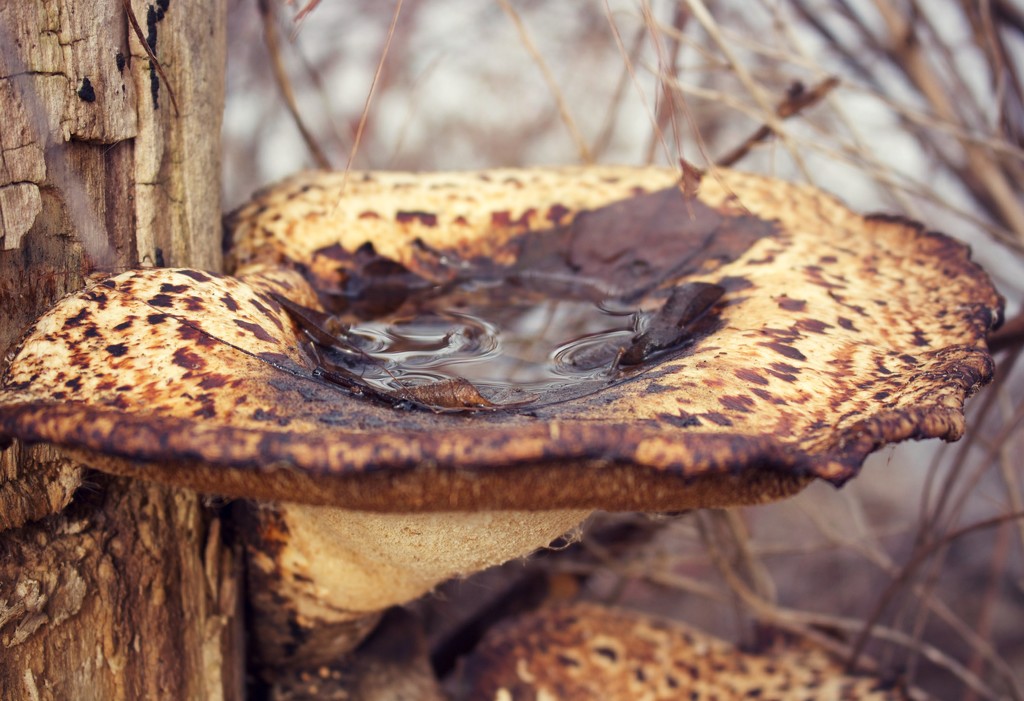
460, 602, 918, 700
0, 166, 1002, 671
0, 166, 1002, 513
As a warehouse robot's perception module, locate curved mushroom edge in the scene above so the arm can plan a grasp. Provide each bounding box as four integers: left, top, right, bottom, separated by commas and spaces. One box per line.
0, 167, 1003, 511
0, 396, 985, 511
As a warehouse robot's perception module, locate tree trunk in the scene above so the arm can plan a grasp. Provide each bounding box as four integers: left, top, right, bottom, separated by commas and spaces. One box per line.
0, 1, 242, 699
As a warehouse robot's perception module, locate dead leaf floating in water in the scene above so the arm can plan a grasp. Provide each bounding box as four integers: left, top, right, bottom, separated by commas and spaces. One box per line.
619, 282, 726, 366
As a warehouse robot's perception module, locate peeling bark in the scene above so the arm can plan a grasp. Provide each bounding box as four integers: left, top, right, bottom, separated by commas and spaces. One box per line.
1, 478, 244, 700
0, 0, 239, 698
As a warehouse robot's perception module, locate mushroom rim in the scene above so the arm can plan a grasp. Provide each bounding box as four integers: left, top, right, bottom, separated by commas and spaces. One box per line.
0, 392, 988, 511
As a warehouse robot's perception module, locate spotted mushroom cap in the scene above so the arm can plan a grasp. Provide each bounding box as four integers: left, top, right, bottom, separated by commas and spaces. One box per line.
225, 166, 685, 274
0, 166, 1001, 512
459, 603, 919, 700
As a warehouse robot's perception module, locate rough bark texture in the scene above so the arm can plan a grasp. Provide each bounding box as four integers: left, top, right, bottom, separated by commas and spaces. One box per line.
0, 0, 239, 698
1, 478, 244, 701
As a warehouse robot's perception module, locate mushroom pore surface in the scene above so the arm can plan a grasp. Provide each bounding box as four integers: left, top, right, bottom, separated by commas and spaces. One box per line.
254, 504, 590, 615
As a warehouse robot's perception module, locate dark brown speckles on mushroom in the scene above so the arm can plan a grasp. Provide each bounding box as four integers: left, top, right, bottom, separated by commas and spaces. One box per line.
460, 603, 918, 700
0, 166, 1003, 511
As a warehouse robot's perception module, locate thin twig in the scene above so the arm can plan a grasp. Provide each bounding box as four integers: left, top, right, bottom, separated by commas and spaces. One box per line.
786, 0, 877, 87
966, 0, 1024, 150
258, 0, 332, 169
847, 510, 1024, 673
919, 347, 1021, 535
960, 521, 1010, 701
716, 76, 839, 166
590, 23, 646, 159
641, 2, 689, 163
497, 0, 593, 163
995, 382, 1024, 564
723, 509, 776, 604
637, 3, 721, 172
601, 0, 671, 163
902, 401, 1024, 673
580, 526, 728, 600
937, 402, 1024, 539
872, 0, 1024, 243
339, 0, 404, 197
121, 0, 179, 116
683, 0, 812, 179
794, 493, 1023, 697
700, 508, 1004, 699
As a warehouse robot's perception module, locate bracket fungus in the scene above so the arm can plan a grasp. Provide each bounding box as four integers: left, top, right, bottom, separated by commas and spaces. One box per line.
460, 602, 917, 700
0, 166, 1002, 673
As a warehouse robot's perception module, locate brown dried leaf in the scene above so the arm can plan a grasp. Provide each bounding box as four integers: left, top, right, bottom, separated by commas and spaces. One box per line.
398, 378, 498, 411
619, 282, 725, 366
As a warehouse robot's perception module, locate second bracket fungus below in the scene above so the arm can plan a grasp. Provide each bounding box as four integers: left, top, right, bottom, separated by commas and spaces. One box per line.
460, 602, 917, 700
0, 166, 1002, 672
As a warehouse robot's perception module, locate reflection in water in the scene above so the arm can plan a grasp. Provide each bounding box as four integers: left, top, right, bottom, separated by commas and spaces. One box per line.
296, 271, 725, 411
341, 285, 639, 400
